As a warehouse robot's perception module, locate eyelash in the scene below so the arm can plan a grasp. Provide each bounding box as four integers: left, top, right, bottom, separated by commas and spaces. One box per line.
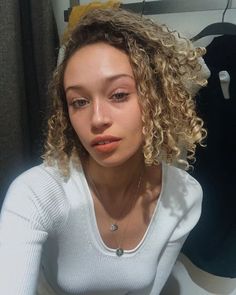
111, 92, 129, 102
70, 98, 89, 109
68, 92, 129, 109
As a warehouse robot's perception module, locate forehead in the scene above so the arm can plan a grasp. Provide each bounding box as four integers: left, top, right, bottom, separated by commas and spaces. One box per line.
63, 42, 134, 87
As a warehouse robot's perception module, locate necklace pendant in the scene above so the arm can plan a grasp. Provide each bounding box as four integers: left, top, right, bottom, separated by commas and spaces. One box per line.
110, 224, 118, 232
116, 248, 124, 257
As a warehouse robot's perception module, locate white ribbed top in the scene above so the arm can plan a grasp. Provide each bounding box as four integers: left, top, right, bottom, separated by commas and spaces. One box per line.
0, 163, 202, 295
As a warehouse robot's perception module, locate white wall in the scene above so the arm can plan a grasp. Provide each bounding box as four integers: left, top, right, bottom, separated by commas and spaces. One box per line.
52, 0, 236, 44
51, 0, 70, 39
51, 1, 236, 294
149, 6, 236, 48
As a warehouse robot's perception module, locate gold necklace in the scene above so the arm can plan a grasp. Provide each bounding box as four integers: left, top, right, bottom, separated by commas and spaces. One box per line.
87, 172, 142, 257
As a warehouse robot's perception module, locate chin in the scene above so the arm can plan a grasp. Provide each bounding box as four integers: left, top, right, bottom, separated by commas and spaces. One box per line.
92, 158, 128, 168
89, 151, 143, 169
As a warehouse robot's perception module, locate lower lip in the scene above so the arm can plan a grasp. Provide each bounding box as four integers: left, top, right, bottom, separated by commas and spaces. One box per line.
93, 140, 120, 153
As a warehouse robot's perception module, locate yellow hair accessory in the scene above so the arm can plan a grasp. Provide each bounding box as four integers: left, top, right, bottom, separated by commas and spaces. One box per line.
63, 0, 120, 43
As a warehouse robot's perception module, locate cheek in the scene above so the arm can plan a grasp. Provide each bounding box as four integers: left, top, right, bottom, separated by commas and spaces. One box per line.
69, 113, 85, 140
124, 106, 143, 132
133, 110, 144, 142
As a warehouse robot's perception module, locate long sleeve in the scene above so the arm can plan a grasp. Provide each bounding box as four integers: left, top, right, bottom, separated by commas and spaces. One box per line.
0, 181, 48, 294
0, 163, 203, 295
151, 236, 187, 295
0, 166, 68, 295
151, 167, 203, 295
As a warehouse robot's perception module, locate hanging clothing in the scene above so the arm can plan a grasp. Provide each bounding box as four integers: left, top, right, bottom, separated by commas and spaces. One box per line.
182, 34, 236, 278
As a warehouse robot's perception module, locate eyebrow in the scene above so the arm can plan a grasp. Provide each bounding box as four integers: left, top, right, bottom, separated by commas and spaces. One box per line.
64, 74, 135, 93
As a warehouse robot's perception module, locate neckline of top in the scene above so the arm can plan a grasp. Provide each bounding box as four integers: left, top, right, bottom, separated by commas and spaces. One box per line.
79, 163, 166, 257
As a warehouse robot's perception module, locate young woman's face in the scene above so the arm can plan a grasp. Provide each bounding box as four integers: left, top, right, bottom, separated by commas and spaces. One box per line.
64, 42, 143, 168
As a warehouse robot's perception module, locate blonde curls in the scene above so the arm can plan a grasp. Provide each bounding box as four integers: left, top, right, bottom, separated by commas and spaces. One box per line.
43, 7, 207, 176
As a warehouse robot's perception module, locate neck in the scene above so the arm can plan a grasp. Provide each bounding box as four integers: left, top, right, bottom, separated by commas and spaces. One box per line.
83, 153, 144, 202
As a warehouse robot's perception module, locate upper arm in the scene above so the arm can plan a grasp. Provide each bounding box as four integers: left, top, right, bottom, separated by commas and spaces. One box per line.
169, 175, 203, 243
0, 179, 49, 294
149, 235, 188, 295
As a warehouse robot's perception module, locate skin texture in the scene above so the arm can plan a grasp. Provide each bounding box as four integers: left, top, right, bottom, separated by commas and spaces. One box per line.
64, 42, 144, 184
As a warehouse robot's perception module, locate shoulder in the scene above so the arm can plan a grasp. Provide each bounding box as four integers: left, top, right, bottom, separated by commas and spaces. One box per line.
7, 164, 67, 205
164, 164, 202, 207
2, 164, 71, 233
161, 164, 203, 241
13, 163, 63, 183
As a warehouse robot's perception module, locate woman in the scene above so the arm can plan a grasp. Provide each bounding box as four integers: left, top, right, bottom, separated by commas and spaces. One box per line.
0, 7, 207, 295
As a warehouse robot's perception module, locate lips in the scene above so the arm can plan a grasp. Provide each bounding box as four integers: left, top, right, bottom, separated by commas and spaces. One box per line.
91, 136, 121, 153
91, 136, 121, 147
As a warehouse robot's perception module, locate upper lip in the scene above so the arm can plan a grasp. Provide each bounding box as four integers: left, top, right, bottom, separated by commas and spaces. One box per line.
91, 136, 121, 146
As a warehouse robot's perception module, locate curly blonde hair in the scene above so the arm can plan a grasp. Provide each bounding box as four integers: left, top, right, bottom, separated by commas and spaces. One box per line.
43, 7, 207, 176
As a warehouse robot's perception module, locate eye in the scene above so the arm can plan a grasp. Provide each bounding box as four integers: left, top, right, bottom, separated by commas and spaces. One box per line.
69, 98, 89, 109
111, 92, 129, 102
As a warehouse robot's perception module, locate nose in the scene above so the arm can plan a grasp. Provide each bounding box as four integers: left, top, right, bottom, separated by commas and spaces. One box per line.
91, 98, 112, 131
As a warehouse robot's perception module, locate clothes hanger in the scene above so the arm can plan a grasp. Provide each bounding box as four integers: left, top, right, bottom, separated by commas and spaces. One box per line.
191, 0, 236, 42
140, 0, 146, 17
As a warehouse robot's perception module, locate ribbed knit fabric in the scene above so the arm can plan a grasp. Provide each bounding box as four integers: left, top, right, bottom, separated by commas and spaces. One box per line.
0, 163, 202, 294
